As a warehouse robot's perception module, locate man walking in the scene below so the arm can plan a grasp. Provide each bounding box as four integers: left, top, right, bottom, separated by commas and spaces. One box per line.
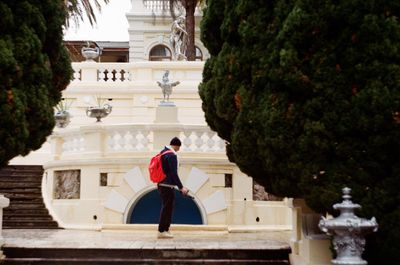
158, 137, 189, 238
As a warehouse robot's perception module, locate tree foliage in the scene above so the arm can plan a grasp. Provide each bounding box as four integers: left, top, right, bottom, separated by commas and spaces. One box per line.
64, 0, 110, 27
0, 0, 72, 167
199, 0, 400, 263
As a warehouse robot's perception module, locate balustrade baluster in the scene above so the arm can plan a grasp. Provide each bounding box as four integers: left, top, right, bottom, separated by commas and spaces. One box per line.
127, 70, 134, 81
136, 131, 147, 150
98, 69, 107, 82
108, 134, 116, 151
114, 132, 122, 150
182, 131, 193, 151
123, 131, 133, 150
73, 69, 81, 81
217, 138, 225, 151
194, 131, 204, 151
206, 132, 216, 152
131, 131, 139, 150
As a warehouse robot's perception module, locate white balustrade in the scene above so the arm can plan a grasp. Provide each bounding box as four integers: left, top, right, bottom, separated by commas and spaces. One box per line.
72, 65, 82, 81
62, 133, 85, 153
143, 0, 169, 11
107, 128, 151, 152
98, 66, 130, 83
71, 62, 204, 84
180, 129, 225, 152
52, 124, 225, 159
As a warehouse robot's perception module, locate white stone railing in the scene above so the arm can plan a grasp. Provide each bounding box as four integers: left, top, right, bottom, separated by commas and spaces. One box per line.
107, 125, 152, 152
70, 61, 204, 84
51, 124, 225, 159
143, 0, 169, 11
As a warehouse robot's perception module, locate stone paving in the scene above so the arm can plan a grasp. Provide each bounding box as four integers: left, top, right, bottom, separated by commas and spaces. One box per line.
2, 228, 291, 250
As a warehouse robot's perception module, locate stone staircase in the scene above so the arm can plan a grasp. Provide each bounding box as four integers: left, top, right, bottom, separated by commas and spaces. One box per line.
0, 165, 59, 229
0, 247, 291, 264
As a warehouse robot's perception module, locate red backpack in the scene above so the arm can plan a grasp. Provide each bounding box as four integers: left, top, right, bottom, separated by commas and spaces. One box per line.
148, 150, 174, 183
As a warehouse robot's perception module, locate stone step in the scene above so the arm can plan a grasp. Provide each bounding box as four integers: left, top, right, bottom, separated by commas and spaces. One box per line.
0, 173, 43, 178
0, 258, 289, 264
0, 192, 43, 200
4, 208, 50, 215
0, 182, 43, 189
1, 247, 290, 264
0, 180, 42, 185
8, 194, 43, 204
3, 220, 60, 229
0, 188, 41, 194
0, 165, 43, 171
0, 172, 43, 178
4, 215, 54, 221
6, 202, 47, 210
0, 176, 42, 182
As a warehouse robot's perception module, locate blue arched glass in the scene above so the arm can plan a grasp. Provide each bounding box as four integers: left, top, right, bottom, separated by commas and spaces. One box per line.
129, 189, 203, 224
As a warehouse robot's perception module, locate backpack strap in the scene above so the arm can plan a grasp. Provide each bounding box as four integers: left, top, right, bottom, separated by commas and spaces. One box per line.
160, 150, 174, 156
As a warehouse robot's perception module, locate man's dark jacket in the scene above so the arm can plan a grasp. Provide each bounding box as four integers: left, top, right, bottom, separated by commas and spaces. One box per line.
160, 147, 183, 189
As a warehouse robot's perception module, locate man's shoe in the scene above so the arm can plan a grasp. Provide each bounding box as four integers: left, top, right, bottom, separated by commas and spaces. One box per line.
158, 231, 174, 239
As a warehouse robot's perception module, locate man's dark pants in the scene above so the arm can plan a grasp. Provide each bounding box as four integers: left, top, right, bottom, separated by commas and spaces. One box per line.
158, 185, 175, 232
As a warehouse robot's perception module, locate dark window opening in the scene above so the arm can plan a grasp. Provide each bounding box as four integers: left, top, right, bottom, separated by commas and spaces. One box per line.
225, 174, 232, 188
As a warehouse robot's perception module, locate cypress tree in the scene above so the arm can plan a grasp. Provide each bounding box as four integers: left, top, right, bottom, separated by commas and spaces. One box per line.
0, 0, 72, 166
199, 0, 400, 263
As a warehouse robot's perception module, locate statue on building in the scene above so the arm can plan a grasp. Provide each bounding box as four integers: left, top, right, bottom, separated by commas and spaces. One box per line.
170, 16, 188, 61
157, 70, 180, 102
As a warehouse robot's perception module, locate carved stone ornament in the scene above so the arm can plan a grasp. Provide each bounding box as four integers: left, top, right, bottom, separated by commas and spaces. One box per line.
54, 170, 80, 199
86, 104, 112, 122
318, 187, 378, 265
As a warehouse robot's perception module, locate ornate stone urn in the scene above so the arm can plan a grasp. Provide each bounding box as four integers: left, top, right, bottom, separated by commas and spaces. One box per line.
55, 110, 71, 128
54, 98, 73, 128
86, 104, 112, 122
81, 41, 100, 62
319, 187, 378, 265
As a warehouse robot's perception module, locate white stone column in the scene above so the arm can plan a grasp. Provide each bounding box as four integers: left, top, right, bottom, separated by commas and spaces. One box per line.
80, 62, 99, 82
50, 134, 64, 160
0, 195, 10, 259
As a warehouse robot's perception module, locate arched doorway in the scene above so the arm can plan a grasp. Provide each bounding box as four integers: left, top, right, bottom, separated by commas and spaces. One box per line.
127, 189, 204, 224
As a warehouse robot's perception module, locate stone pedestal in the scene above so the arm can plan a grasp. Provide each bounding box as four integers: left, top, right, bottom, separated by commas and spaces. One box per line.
0, 195, 10, 259
153, 105, 180, 150
155, 104, 178, 123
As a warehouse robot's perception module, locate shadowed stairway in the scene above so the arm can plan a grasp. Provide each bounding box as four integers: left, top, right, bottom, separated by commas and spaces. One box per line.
0, 165, 59, 229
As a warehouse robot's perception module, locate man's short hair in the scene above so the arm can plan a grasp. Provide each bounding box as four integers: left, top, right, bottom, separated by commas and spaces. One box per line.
170, 137, 182, 146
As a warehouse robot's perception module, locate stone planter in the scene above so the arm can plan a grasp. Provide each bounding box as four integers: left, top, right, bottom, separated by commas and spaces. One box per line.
86, 104, 112, 122
81, 47, 100, 62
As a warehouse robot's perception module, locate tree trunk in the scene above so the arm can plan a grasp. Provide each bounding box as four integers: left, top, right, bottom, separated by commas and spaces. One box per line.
185, 0, 196, 61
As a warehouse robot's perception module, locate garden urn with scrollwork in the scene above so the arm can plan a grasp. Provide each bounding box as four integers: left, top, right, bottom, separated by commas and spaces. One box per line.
318, 187, 378, 265
86, 104, 112, 122
81, 41, 100, 62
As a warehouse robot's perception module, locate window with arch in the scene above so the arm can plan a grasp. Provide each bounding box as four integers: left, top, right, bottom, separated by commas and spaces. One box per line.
149, 45, 172, 61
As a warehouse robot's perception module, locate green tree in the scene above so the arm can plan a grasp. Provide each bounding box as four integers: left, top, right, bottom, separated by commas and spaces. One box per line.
0, 0, 72, 167
199, 0, 400, 264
